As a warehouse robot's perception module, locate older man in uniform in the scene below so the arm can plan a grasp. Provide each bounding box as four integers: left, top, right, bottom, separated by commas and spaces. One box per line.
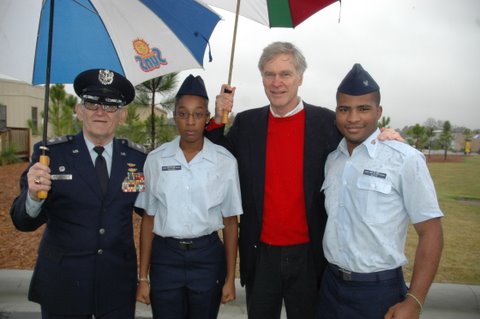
10, 69, 147, 319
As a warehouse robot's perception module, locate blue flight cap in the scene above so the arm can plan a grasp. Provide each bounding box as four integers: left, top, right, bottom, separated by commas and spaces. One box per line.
74, 69, 135, 106
337, 63, 379, 95
176, 74, 209, 100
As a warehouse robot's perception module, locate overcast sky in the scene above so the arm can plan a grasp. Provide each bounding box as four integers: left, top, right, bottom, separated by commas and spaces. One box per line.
177, 0, 480, 130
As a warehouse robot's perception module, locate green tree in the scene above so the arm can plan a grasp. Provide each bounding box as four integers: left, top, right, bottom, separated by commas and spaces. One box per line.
439, 121, 453, 159
48, 84, 78, 137
406, 124, 426, 149
424, 126, 435, 158
116, 104, 147, 144
378, 116, 390, 128
135, 73, 178, 149
146, 113, 177, 146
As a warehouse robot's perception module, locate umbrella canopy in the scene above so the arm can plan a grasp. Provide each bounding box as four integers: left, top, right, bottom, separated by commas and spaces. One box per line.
199, 0, 338, 122
0, 0, 221, 200
0, 0, 221, 86
201, 0, 338, 28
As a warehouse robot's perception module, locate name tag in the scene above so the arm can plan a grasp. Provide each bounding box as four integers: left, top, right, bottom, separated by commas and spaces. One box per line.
51, 174, 73, 180
363, 169, 386, 179
162, 165, 181, 171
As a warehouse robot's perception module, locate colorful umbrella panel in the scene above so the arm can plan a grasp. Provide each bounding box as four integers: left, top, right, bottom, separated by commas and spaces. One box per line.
201, 0, 338, 28
0, 0, 221, 86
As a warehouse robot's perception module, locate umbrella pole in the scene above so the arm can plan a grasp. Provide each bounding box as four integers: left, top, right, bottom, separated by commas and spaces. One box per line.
222, 0, 241, 124
38, 0, 55, 200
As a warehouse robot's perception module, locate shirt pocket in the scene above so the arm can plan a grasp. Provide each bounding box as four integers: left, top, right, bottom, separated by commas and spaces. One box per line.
356, 175, 392, 224
321, 176, 339, 216
205, 171, 223, 210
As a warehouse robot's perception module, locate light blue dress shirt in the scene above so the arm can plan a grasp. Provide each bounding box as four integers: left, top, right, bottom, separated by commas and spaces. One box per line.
322, 128, 443, 273
135, 136, 243, 239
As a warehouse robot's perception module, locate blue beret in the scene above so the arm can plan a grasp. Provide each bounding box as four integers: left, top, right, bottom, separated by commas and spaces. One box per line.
176, 74, 208, 100
74, 69, 135, 106
337, 63, 379, 95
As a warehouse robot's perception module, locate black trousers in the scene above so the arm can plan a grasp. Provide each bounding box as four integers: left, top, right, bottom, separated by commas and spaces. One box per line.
246, 242, 317, 319
41, 302, 135, 319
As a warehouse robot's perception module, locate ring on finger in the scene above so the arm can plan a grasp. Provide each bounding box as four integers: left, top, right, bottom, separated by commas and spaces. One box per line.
34, 177, 41, 185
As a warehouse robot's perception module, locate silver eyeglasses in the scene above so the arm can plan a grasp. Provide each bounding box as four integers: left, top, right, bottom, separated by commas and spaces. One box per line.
82, 101, 122, 113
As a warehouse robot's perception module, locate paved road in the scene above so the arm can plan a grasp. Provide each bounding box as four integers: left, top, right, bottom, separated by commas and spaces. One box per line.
1, 269, 479, 318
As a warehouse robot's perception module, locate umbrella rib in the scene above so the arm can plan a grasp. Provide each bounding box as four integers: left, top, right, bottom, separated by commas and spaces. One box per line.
71, 0, 99, 16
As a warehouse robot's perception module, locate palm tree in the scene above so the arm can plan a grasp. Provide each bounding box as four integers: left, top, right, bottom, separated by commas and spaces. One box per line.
135, 73, 178, 149
378, 116, 391, 128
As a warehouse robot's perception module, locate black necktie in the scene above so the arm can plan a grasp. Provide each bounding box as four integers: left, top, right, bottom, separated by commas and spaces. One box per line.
94, 146, 108, 195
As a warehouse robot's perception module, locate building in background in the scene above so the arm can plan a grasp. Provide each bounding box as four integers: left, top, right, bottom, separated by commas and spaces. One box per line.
0, 78, 44, 160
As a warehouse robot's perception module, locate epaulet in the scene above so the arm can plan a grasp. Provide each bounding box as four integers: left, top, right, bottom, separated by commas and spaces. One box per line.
383, 140, 422, 157
46, 135, 74, 146
119, 139, 148, 154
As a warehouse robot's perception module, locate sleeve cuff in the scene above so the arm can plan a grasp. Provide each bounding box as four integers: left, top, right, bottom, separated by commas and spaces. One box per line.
205, 118, 225, 132
26, 193, 44, 218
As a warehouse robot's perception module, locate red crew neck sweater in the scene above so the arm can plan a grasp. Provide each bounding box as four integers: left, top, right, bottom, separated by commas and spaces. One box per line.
260, 110, 309, 246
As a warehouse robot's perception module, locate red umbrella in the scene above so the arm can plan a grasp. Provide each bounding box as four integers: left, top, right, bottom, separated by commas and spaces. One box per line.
200, 0, 340, 122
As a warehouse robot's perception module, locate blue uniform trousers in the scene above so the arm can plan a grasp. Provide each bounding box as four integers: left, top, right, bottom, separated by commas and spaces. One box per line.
149, 233, 226, 319
316, 264, 408, 319
41, 301, 135, 319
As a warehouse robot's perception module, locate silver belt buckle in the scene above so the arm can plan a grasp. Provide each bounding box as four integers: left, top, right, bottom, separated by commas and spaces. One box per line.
179, 240, 193, 250
339, 268, 352, 281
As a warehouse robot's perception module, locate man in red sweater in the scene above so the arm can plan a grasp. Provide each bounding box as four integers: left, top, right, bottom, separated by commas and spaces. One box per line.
205, 41, 341, 319
206, 42, 399, 319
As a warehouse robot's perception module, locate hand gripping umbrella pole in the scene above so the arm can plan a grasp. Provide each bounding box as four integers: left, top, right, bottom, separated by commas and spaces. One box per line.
221, 0, 241, 124
37, 0, 55, 200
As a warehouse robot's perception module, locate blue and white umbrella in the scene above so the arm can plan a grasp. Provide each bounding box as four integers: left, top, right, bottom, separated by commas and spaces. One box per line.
0, 0, 221, 86
0, 0, 221, 153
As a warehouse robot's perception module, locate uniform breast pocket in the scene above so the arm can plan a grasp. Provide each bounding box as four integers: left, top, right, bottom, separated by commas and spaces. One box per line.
356, 176, 392, 224
205, 172, 223, 209
321, 176, 340, 215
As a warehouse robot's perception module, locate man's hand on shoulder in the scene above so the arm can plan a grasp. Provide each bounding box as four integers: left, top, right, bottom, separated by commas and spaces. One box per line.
378, 127, 404, 142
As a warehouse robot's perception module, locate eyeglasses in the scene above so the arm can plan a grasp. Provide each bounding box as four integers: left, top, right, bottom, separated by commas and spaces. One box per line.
82, 101, 122, 113
174, 111, 208, 120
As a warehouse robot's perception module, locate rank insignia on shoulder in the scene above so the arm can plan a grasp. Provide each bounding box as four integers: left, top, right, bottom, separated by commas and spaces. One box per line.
47, 135, 73, 146
122, 164, 145, 192
120, 139, 148, 154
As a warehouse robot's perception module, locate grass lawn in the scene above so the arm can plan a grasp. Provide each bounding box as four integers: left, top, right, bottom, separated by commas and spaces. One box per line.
403, 155, 480, 284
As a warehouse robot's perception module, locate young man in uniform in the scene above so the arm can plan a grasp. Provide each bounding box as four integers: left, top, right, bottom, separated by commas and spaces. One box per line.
317, 64, 444, 319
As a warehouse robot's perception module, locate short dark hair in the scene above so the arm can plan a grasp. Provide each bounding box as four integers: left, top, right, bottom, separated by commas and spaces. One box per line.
336, 90, 381, 106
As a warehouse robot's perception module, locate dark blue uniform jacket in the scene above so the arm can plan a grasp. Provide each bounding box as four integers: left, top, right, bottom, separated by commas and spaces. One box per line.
10, 133, 147, 316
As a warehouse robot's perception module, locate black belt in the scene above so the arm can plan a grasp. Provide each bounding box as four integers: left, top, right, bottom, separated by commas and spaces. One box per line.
158, 232, 218, 251
328, 263, 401, 282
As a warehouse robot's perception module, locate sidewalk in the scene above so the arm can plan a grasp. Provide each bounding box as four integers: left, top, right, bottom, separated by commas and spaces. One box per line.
0, 269, 479, 318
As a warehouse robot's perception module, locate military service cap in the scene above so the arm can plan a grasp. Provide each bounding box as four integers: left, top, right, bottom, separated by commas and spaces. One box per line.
74, 69, 135, 106
176, 74, 209, 100
337, 63, 379, 95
